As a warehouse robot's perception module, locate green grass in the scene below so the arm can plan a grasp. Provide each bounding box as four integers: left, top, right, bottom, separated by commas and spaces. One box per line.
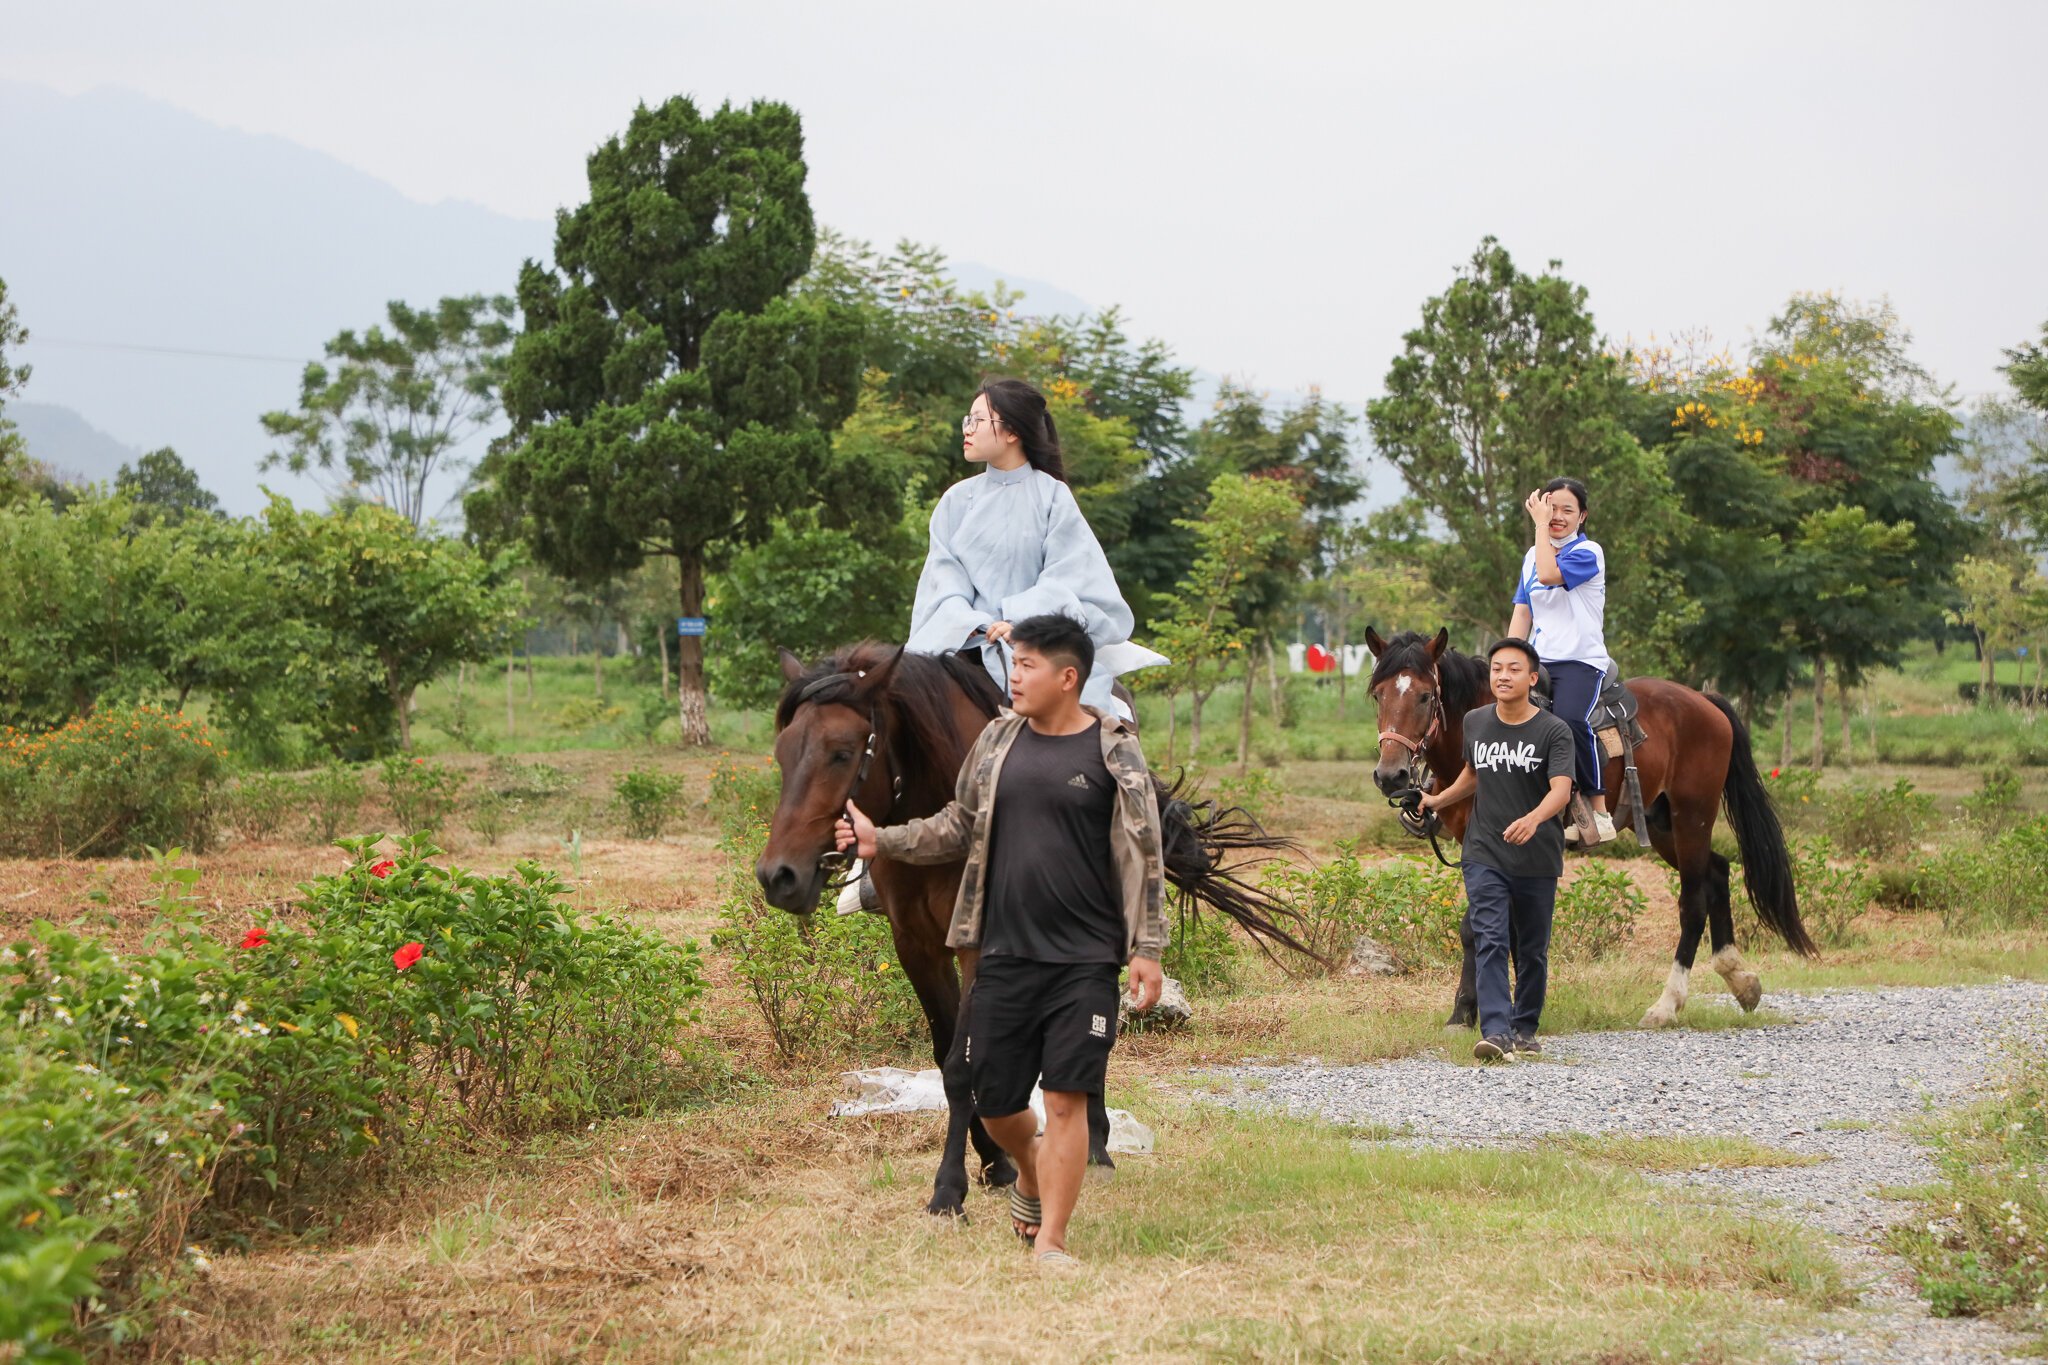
405, 653, 776, 756
1109, 1110, 1846, 1363
1543, 1133, 1826, 1171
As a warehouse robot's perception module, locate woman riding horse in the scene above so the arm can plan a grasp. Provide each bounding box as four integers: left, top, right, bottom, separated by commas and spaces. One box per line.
1508, 476, 1615, 847
839, 377, 1164, 914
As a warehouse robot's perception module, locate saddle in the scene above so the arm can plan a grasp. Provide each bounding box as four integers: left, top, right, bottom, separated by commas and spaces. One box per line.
1531, 662, 1647, 753
1531, 662, 1652, 849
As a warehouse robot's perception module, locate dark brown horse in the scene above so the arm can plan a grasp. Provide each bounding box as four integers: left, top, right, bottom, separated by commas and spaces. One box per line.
1363, 627, 1814, 1028
755, 642, 1308, 1218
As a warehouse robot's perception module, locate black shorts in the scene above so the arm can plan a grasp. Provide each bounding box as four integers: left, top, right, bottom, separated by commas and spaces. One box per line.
963, 957, 1121, 1118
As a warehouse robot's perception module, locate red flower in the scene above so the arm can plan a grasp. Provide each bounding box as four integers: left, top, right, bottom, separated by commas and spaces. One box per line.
369, 859, 396, 879
239, 926, 269, 950
392, 942, 424, 972
1769, 768, 1781, 779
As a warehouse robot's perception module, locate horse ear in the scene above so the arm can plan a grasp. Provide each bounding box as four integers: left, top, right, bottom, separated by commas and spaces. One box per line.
1364, 626, 1387, 657
1427, 627, 1450, 661
778, 648, 805, 682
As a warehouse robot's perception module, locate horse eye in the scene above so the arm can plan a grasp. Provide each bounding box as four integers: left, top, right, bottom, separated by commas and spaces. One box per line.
829, 750, 854, 765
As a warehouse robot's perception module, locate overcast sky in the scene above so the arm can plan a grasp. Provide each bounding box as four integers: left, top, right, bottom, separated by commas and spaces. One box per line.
5, 0, 2044, 402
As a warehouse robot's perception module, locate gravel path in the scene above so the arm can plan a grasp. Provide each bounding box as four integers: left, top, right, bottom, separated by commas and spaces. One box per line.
1198, 981, 2048, 1363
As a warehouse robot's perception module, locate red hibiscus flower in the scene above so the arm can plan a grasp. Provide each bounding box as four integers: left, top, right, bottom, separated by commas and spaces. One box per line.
1769, 768, 1781, 779
392, 942, 424, 971
239, 926, 269, 950
369, 859, 397, 879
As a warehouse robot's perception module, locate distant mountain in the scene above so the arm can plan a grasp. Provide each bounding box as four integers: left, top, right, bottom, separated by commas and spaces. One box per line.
11, 401, 142, 484
0, 81, 554, 518
0, 81, 1397, 521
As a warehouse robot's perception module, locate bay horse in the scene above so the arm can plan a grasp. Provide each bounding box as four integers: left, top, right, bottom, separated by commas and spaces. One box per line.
1363, 627, 1814, 1029
754, 642, 1308, 1218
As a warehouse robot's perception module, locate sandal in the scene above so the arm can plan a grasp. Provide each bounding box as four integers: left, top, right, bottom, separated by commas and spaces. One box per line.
1009, 1186, 1043, 1246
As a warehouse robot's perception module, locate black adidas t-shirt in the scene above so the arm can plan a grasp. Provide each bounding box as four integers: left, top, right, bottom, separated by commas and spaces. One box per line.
981, 721, 1124, 964
1461, 703, 1576, 879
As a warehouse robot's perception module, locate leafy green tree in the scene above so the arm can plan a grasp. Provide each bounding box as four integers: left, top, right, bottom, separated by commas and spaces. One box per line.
262, 499, 522, 751
1948, 551, 2048, 705
706, 508, 923, 708
0, 496, 160, 725
1366, 237, 1696, 673
1142, 473, 1302, 765
261, 295, 515, 527
115, 448, 220, 523
471, 96, 881, 745
1791, 504, 1916, 764
1981, 322, 2048, 546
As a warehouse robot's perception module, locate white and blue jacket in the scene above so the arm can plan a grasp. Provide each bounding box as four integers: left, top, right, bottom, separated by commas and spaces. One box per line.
1514, 534, 1613, 673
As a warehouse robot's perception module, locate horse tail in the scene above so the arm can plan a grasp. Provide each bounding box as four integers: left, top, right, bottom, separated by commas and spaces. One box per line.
1153, 773, 1324, 966
1706, 693, 1816, 957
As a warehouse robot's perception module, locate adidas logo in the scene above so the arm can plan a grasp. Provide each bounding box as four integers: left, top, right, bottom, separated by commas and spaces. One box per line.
1067, 773, 1091, 789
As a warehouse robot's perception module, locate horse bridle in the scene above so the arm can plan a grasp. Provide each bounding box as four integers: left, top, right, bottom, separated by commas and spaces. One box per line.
801, 668, 903, 882
1374, 663, 1463, 869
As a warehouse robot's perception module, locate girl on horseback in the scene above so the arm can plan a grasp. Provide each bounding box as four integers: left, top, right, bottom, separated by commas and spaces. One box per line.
1507, 476, 1616, 846
838, 376, 1164, 913
907, 377, 1165, 716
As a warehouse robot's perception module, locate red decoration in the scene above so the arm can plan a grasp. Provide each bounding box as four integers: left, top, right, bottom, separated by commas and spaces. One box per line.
1305, 644, 1335, 674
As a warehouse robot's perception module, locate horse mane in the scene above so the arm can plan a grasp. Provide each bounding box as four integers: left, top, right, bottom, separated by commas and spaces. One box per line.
1367, 630, 1488, 716
774, 643, 1004, 779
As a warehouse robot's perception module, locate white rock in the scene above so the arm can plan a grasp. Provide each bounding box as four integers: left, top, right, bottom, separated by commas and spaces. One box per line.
1347, 936, 1403, 977
1123, 975, 1193, 1030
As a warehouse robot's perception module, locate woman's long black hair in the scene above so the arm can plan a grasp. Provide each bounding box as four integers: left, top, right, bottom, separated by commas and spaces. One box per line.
979, 377, 1067, 482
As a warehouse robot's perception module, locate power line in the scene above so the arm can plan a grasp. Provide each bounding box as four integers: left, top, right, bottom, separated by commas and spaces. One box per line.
29, 336, 310, 366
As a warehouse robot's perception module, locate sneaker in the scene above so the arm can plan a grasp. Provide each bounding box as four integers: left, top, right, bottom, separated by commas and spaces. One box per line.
1590, 811, 1616, 845
1473, 1035, 1515, 1062
1513, 1034, 1543, 1056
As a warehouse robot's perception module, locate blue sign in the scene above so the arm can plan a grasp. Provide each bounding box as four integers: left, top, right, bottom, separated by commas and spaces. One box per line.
677, 616, 708, 637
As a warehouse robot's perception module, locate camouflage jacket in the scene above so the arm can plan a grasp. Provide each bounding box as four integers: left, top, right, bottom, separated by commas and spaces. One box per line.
873, 707, 1168, 961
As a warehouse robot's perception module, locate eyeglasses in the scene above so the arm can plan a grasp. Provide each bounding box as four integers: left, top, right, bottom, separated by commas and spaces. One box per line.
961, 413, 1000, 435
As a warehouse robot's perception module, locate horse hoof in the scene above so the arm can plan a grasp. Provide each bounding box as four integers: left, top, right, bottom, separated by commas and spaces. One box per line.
978, 1159, 1018, 1189
926, 1190, 969, 1218
1730, 973, 1763, 1012
1639, 1007, 1677, 1029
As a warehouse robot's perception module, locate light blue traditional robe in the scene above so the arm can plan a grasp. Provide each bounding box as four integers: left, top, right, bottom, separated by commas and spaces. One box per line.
907, 462, 1166, 714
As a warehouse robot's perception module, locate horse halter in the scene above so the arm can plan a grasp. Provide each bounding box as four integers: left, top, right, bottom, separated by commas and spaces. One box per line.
799, 668, 902, 880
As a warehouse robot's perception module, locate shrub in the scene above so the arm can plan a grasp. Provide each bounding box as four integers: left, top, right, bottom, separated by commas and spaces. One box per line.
1915, 820, 2048, 933
0, 705, 224, 857
225, 771, 301, 841
1791, 835, 1873, 948
1215, 769, 1282, 827
302, 762, 367, 843
553, 698, 624, 732
468, 791, 517, 846
1161, 902, 1240, 994
1, 841, 712, 1359
378, 756, 465, 835
1261, 843, 1465, 974
711, 820, 924, 1061
1962, 762, 2025, 832
1825, 778, 1934, 858
614, 768, 687, 840
484, 757, 574, 800
706, 754, 780, 836
1765, 766, 1823, 831
1551, 865, 1643, 961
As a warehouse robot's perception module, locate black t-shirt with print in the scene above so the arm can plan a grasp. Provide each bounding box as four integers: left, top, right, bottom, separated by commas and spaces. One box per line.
1460, 703, 1576, 879
981, 721, 1125, 964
